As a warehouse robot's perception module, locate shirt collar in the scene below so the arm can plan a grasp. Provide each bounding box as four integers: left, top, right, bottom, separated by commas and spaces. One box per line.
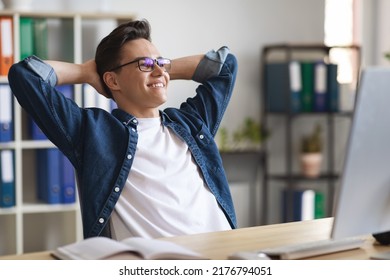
112, 109, 173, 127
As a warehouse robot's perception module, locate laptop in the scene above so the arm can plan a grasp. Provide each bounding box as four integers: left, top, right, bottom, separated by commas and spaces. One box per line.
331, 66, 390, 240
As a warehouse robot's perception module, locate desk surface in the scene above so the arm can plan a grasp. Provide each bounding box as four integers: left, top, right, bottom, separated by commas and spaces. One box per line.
1, 218, 389, 260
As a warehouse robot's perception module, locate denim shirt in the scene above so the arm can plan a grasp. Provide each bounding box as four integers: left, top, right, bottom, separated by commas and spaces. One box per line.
8, 47, 238, 238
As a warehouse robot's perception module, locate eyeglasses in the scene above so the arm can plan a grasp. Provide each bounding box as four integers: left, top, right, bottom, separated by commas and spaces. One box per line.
109, 57, 172, 72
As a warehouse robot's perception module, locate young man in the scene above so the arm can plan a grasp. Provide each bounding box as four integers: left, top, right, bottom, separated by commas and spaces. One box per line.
8, 19, 238, 240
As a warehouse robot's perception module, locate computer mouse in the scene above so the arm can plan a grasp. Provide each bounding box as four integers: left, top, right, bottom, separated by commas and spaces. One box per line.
228, 251, 271, 260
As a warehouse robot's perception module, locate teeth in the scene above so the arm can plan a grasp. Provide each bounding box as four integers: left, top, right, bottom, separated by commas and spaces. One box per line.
149, 83, 164, 88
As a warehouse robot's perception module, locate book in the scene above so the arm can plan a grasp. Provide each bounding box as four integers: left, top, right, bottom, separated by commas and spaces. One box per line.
0, 16, 13, 76
0, 149, 15, 207
51, 236, 206, 260
0, 84, 13, 142
264, 62, 301, 112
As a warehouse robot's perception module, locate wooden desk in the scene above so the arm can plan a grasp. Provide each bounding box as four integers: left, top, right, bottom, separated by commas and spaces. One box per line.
1, 218, 389, 260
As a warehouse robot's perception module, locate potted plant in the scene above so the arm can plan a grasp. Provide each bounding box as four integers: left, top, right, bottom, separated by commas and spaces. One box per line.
300, 123, 323, 178
217, 117, 269, 151
232, 117, 268, 150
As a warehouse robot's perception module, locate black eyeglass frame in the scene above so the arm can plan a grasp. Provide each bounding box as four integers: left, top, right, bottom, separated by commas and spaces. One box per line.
109, 56, 172, 72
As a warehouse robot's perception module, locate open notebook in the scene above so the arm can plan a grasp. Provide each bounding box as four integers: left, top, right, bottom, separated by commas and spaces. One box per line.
52, 236, 206, 260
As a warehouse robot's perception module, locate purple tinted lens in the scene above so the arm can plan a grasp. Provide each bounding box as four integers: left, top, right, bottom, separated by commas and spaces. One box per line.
142, 58, 154, 68
157, 58, 168, 67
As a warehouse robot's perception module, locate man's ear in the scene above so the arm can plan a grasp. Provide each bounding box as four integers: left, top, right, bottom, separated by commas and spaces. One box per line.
103, 72, 120, 91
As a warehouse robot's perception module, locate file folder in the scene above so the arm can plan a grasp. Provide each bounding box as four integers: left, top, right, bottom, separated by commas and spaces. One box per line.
313, 61, 328, 112
56, 84, 74, 100
0, 17, 14, 76
28, 117, 47, 140
37, 148, 61, 204
300, 61, 314, 112
32, 18, 48, 59
60, 154, 75, 204
327, 63, 339, 112
264, 62, 301, 113
19, 17, 34, 60
0, 84, 13, 142
0, 149, 15, 207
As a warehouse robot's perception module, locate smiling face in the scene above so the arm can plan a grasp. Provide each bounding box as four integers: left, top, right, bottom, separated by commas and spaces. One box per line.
104, 38, 170, 118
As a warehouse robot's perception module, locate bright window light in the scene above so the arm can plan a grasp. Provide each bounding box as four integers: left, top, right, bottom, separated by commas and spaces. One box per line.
324, 0, 356, 85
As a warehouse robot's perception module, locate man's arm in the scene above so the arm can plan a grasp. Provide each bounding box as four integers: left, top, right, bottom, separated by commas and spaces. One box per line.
169, 55, 204, 80
45, 59, 109, 98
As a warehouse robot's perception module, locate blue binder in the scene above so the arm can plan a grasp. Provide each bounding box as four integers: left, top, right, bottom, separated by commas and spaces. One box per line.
37, 148, 61, 204
327, 63, 339, 112
313, 61, 328, 112
0, 149, 15, 207
29, 117, 47, 140
265, 62, 301, 113
0, 84, 13, 142
60, 153, 75, 204
56, 84, 74, 100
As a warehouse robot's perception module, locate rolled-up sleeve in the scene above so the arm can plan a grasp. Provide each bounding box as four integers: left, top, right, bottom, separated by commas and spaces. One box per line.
192, 46, 230, 83
24, 55, 58, 86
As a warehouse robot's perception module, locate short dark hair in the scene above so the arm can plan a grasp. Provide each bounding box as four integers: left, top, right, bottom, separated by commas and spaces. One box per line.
95, 19, 152, 98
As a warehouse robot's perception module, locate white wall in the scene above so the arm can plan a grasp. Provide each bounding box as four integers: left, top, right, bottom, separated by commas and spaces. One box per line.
368, 0, 390, 66
356, 0, 390, 67
31, 0, 325, 134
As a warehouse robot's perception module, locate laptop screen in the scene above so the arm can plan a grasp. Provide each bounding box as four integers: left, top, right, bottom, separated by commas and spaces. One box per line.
331, 67, 390, 239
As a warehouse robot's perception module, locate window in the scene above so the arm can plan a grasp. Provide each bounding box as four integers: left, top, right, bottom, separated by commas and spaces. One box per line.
324, 0, 358, 85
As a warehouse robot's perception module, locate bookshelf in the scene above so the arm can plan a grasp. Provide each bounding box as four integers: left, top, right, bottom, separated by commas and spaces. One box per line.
0, 10, 135, 256
260, 43, 361, 224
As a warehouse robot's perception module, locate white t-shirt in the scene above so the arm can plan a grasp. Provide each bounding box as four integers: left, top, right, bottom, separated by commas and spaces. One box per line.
110, 117, 231, 240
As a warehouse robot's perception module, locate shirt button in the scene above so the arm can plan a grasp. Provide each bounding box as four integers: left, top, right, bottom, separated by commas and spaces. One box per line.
131, 128, 136, 132
132, 119, 138, 124
199, 134, 204, 139
99, 218, 104, 224
114, 187, 120, 192
127, 154, 132, 160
